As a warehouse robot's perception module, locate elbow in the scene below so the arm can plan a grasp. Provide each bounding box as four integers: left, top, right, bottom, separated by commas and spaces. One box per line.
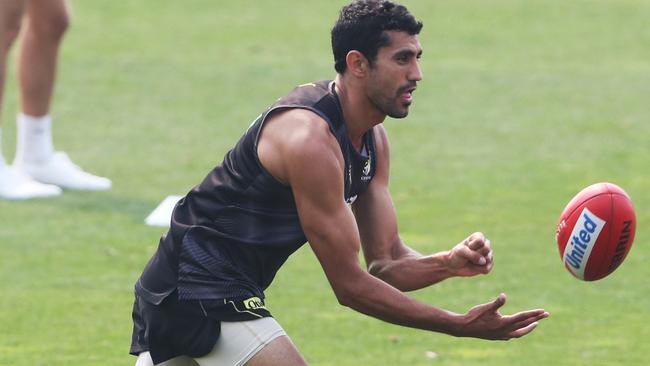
329, 273, 365, 308
367, 259, 415, 292
326, 264, 377, 308
333, 285, 356, 308
368, 259, 402, 288
367, 259, 389, 279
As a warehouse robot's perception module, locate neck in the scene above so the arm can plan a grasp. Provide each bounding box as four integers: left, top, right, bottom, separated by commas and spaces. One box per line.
334, 74, 385, 148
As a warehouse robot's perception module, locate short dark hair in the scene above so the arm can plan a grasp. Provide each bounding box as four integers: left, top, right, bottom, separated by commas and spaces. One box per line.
331, 0, 423, 74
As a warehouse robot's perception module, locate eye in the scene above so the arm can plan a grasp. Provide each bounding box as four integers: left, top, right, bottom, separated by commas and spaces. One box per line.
395, 54, 410, 64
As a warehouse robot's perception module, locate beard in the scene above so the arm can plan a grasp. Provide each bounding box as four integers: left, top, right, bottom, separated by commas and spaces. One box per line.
368, 81, 416, 119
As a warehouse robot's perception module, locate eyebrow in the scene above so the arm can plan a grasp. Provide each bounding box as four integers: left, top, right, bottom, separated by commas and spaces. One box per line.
394, 48, 423, 58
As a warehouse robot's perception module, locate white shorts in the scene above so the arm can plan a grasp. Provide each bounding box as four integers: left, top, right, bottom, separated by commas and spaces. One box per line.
135, 317, 287, 366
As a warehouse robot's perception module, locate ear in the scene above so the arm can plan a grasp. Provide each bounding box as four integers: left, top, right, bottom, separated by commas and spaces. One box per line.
345, 50, 369, 78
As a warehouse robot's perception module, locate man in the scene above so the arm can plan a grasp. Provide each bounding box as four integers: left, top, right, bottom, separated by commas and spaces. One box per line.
0, 0, 111, 200
131, 1, 549, 365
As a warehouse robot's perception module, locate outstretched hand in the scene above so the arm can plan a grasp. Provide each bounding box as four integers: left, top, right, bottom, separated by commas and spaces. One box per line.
457, 293, 550, 340
447, 232, 493, 277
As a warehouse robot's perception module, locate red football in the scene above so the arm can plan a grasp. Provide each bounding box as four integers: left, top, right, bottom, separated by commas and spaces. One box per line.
556, 182, 636, 281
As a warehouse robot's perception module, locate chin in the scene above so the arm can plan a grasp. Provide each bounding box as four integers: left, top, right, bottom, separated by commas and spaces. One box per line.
388, 106, 410, 119
388, 111, 409, 119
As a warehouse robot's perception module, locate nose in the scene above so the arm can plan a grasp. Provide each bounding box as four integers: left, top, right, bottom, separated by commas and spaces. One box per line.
409, 60, 423, 82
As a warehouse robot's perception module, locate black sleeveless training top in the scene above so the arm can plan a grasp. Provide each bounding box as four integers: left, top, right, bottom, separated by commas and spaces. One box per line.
135, 80, 377, 313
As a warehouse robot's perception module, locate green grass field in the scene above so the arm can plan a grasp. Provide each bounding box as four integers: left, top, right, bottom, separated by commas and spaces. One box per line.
1, 1, 648, 365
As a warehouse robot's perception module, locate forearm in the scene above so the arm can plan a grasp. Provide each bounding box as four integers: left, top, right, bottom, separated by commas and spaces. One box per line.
368, 250, 455, 292
336, 268, 463, 335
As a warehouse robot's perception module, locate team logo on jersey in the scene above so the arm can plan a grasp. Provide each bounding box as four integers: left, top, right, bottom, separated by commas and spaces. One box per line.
362, 158, 371, 176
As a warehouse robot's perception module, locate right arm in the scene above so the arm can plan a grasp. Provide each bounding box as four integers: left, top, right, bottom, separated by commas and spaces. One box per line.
257, 109, 548, 339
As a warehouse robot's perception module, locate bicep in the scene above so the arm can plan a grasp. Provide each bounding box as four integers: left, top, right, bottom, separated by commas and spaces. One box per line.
284, 125, 366, 294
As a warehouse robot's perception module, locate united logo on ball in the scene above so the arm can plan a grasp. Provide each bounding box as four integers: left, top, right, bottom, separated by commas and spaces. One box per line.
555, 182, 636, 281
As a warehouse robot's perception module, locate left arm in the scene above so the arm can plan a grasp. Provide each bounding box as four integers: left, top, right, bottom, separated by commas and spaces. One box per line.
353, 125, 493, 292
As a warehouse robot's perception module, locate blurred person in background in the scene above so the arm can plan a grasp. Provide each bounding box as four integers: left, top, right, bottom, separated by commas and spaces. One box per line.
0, 0, 111, 200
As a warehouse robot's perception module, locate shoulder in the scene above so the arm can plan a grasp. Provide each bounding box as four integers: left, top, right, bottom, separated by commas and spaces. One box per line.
258, 108, 344, 185
271, 108, 332, 136
267, 108, 339, 155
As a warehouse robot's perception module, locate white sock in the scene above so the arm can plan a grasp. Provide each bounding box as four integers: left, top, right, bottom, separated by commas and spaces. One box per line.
15, 113, 55, 164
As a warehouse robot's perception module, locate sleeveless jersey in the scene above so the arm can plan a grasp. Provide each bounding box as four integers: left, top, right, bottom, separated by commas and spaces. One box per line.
135, 80, 376, 315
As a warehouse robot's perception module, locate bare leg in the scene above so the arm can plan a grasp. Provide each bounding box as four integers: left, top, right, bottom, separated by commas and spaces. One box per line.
11, 0, 110, 191
19, 0, 70, 116
0, 0, 25, 123
0, 0, 62, 200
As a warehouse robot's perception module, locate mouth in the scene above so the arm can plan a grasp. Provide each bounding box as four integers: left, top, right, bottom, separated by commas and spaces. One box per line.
400, 85, 417, 104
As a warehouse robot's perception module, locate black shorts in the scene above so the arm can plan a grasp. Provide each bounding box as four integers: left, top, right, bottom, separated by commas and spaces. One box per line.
130, 291, 272, 364
130, 292, 220, 364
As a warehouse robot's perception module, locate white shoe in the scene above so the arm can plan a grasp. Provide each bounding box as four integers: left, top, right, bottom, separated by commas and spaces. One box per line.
15, 151, 112, 191
0, 164, 62, 199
